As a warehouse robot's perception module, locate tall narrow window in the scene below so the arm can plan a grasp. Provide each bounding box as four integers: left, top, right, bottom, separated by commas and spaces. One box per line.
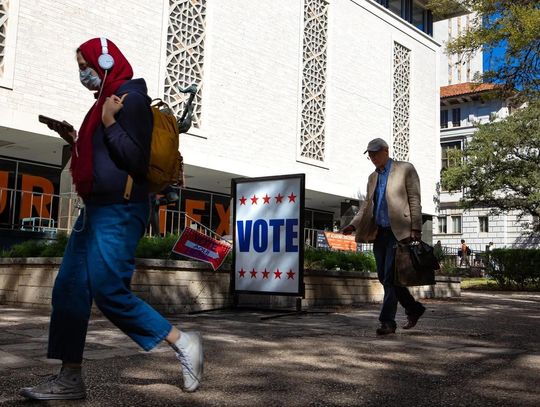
392, 42, 411, 161
299, 0, 328, 163
479, 216, 489, 233
164, 0, 206, 129
438, 216, 447, 234
451, 216, 462, 234
457, 17, 462, 84
441, 141, 461, 169
440, 110, 448, 129
452, 108, 461, 127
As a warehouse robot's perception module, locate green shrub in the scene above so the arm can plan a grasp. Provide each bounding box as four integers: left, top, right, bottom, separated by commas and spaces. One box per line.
437, 256, 462, 276
488, 249, 540, 289
40, 232, 69, 257
135, 234, 181, 259
1, 232, 69, 258
1, 234, 373, 273
305, 247, 375, 272
6, 239, 47, 257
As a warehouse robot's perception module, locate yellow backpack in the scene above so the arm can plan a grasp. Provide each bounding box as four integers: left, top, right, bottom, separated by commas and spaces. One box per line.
123, 99, 184, 200
147, 100, 184, 193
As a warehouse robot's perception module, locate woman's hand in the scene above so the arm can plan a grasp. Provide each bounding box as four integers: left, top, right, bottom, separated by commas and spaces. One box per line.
102, 93, 128, 128
47, 121, 77, 145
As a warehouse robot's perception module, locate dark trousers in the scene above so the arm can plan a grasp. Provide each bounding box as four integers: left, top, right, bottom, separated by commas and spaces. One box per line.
373, 227, 423, 326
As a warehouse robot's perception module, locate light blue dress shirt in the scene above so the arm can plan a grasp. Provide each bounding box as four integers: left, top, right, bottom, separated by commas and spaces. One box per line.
374, 158, 393, 228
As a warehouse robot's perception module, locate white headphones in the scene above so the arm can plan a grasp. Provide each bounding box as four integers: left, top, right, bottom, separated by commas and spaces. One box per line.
97, 37, 114, 70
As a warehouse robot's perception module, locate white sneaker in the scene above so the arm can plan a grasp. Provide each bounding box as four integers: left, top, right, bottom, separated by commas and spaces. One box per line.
175, 331, 203, 392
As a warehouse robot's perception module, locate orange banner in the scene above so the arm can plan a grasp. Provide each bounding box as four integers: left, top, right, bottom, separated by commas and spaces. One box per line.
323, 231, 357, 252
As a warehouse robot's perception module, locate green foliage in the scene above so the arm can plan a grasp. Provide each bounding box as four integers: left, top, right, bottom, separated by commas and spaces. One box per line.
4, 240, 47, 258
304, 247, 376, 272
1, 232, 69, 258
441, 102, 540, 228
135, 234, 181, 259
428, 0, 540, 101
461, 277, 500, 290
1, 234, 374, 273
487, 248, 540, 289
437, 256, 462, 276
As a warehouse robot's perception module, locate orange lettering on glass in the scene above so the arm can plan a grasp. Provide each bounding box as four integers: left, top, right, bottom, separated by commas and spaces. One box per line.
20, 175, 54, 219
214, 203, 230, 235
186, 199, 206, 225
0, 171, 8, 214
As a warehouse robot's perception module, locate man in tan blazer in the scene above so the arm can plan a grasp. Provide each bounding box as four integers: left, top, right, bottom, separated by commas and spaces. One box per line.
343, 138, 426, 335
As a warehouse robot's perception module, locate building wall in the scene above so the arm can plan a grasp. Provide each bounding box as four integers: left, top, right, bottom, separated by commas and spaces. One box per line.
0, 0, 165, 164
1, 0, 440, 219
435, 97, 537, 249
441, 99, 509, 130
433, 13, 483, 86
0, 0, 165, 128
192, 0, 440, 214
434, 208, 538, 251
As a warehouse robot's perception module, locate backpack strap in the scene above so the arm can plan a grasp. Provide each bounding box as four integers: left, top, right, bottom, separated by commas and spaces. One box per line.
123, 175, 134, 201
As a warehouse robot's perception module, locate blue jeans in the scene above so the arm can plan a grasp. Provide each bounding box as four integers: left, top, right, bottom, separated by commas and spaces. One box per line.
373, 227, 423, 327
47, 202, 172, 363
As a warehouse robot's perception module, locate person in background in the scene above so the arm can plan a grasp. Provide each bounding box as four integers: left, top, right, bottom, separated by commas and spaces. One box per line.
20, 38, 203, 401
342, 138, 426, 335
434, 240, 444, 261
459, 239, 470, 267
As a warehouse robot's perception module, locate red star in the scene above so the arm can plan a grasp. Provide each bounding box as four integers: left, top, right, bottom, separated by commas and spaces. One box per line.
262, 269, 270, 279
251, 195, 259, 205
239, 196, 247, 205
287, 269, 295, 280
275, 193, 284, 204
238, 268, 246, 278
262, 194, 271, 204
274, 269, 282, 279
250, 268, 257, 278
288, 193, 297, 203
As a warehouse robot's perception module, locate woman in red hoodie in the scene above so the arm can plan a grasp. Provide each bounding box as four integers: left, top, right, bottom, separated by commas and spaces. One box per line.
20, 38, 202, 400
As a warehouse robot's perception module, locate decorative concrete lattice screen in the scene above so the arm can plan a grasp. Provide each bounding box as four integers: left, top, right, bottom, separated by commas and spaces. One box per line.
300, 0, 328, 162
392, 42, 411, 161
0, 0, 8, 77
165, 0, 206, 129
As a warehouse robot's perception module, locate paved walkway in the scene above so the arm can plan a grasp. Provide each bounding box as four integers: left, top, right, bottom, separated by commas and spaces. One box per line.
0, 291, 539, 406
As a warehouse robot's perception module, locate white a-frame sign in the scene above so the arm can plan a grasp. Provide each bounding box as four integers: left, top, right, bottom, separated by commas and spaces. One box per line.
232, 174, 305, 296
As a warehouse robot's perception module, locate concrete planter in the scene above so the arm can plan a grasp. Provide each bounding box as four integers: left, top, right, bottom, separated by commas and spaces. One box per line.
0, 258, 460, 313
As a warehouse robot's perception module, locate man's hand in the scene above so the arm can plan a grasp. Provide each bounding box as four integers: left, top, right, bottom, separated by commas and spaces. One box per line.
341, 225, 356, 235
410, 229, 422, 242
102, 93, 128, 128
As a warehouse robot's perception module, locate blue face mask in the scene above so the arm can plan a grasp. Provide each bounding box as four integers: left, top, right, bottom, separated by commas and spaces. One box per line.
79, 67, 101, 91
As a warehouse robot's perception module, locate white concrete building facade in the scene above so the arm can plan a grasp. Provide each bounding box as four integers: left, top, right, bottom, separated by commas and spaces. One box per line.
433, 13, 483, 87
0, 0, 453, 239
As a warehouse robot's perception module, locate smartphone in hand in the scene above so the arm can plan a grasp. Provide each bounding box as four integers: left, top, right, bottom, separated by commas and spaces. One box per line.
38, 115, 75, 144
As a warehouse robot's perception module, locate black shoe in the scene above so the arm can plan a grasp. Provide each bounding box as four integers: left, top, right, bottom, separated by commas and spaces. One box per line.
376, 323, 396, 336
403, 305, 426, 330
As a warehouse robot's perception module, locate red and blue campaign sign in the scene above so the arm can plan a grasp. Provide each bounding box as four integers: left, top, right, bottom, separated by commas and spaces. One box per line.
232, 174, 305, 295
172, 228, 232, 271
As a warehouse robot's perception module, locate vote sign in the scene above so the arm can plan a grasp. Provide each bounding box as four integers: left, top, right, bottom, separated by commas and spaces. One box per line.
232, 174, 305, 295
